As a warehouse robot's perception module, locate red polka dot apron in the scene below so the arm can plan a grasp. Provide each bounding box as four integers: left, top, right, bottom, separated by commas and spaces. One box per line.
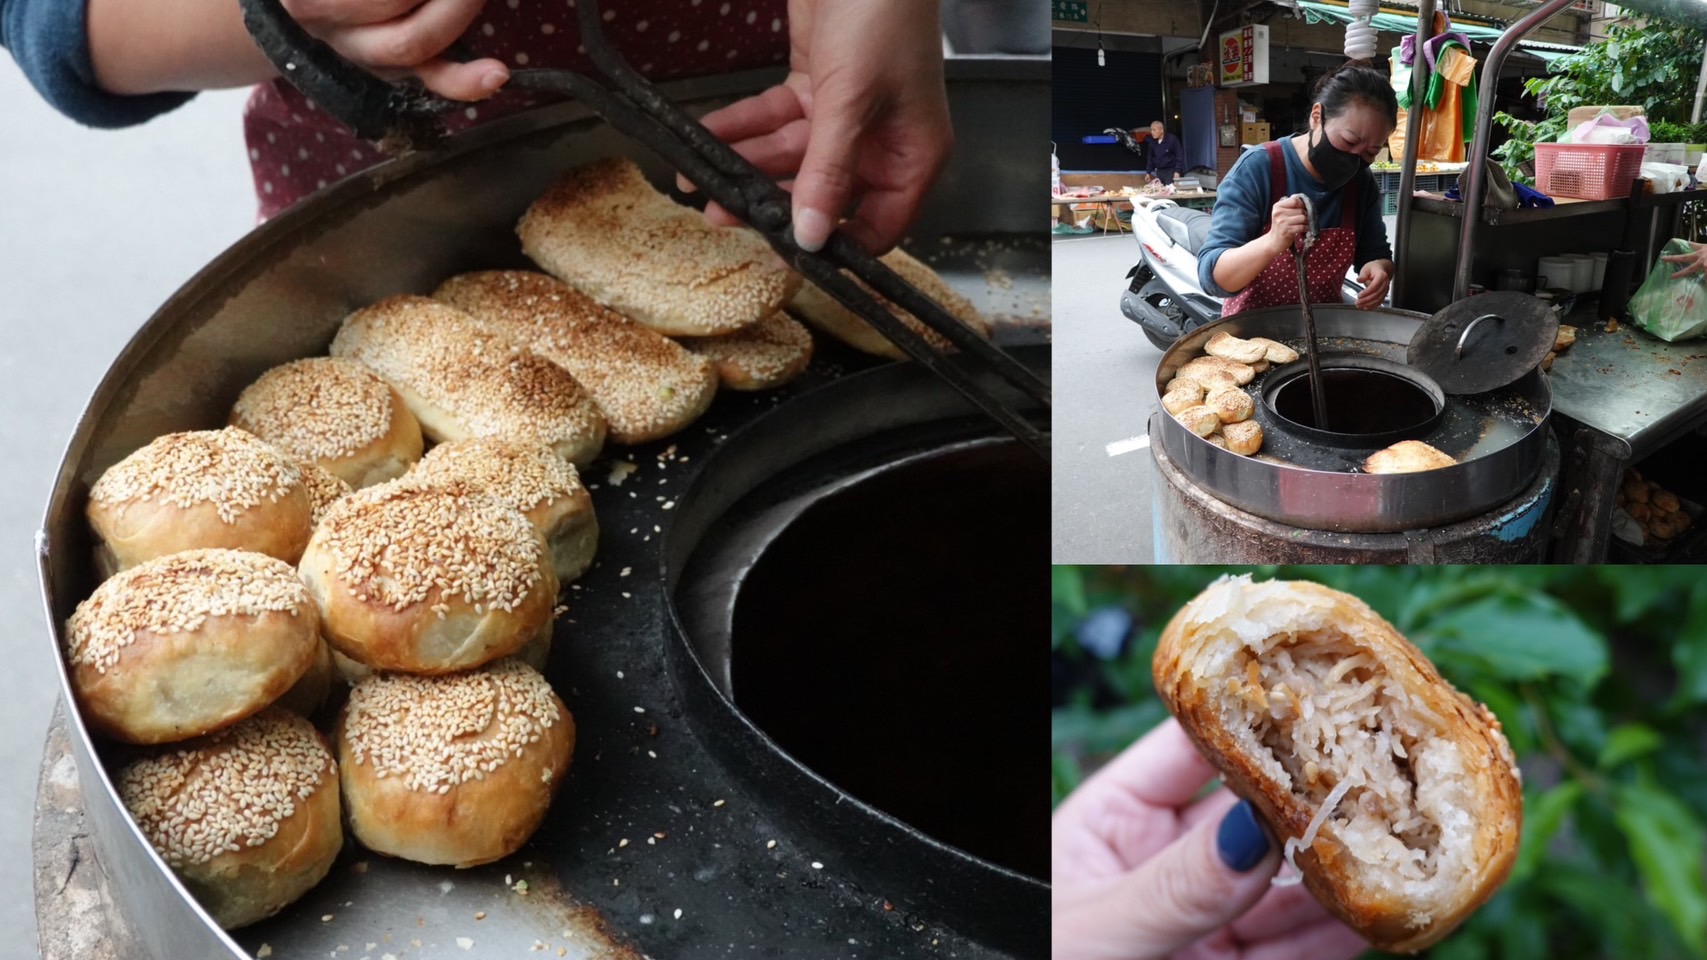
243, 1, 789, 219
1221, 140, 1359, 317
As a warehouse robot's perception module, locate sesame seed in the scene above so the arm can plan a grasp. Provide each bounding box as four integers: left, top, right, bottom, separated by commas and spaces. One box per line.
297, 461, 353, 528
411, 437, 588, 517
68, 549, 311, 673
812, 862, 824, 869
678, 312, 813, 390
119, 709, 333, 869
767, 840, 777, 849
713, 799, 726, 807
231, 358, 405, 464
90, 428, 304, 526
674, 908, 683, 920
342, 661, 565, 791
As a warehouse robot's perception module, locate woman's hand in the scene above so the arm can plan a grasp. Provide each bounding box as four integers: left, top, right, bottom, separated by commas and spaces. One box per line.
1356, 259, 1394, 309
281, 0, 508, 101
1265, 195, 1309, 257
688, 0, 952, 255
1052, 719, 1366, 960
1660, 241, 1707, 280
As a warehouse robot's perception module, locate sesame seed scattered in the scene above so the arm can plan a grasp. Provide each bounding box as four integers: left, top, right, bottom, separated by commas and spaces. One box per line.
297, 460, 353, 528
678, 312, 813, 390
313, 480, 545, 612
767, 840, 777, 849
231, 358, 403, 463
713, 799, 726, 807
619, 838, 629, 847
475, 911, 486, 920
90, 428, 303, 525
411, 437, 586, 516
456, 937, 474, 950
674, 908, 683, 920
68, 549, 310, 674
812, 861, 824, 870
343, 661, 564, 792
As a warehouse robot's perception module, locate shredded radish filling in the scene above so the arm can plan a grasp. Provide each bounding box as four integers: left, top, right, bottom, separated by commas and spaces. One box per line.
1237, 630, 1443, 886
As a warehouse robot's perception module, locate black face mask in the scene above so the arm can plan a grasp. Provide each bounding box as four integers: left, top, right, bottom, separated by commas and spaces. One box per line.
1308, 125, 1366, 190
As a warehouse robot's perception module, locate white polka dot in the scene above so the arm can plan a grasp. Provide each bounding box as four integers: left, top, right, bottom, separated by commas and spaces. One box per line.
466, 106, 480, 119
292, 113, 303, 122
315, 132, 326, 143
540, 22, 555, 34
641, 63, 653, 72
719, 2, 730, 13
745, 9, 756, 23
352, 149, 364, 159
249, 148, 260, 160
726, 48, 738, 59
482, 22, 496, 36
281, 163, 291, 175
692, 0, 702, 5
266, 132, 276, 144
667, 30, 681, 42
263, 181, 275, 194
317, 179, 328, 189
636, 19, 649, 31
772, 17, 783, 31
507, 0, 519, 8
336, 164, 347, 175
602, 8, 614, 19
697, 39, 710, 51
515, 52, 530, 64
298, 147, 309, 160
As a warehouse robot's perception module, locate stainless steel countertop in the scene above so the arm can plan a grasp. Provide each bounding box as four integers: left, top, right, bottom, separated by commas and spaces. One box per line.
1546, 301, 1707, 456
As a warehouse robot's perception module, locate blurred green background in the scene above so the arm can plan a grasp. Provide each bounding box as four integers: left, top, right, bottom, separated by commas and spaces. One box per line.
1051, 565, 1707, 960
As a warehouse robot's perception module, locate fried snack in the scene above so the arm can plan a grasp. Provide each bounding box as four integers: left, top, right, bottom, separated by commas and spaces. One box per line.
1364, 441, 1457, 475
1153, 577, 1522, 953
1164, 379, 1208, 404
1553, 325, 1578, 352
1206, 385, 1254, 424
1205, 331, 1270, 364
787, 246, 992, 360
1222, 420, 1263, 455
1249, 337, 1301, 364
679, 311, 815, 391
1181, 355, 1257, 386
518, 157, 800, 336
1163, 389, 1203, 416
1174, 404, 1221, 437
230, 357, 423, 489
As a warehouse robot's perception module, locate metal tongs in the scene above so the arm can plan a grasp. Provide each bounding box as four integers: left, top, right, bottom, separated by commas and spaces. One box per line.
1287, 193, 1329, 432
238, 0, 1049, 461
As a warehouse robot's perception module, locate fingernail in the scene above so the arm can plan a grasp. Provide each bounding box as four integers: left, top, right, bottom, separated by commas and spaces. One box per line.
676, 174, 697, 194
793, 207, 833, 253
481, 69, 508, 93
1216, 800, 1270, 872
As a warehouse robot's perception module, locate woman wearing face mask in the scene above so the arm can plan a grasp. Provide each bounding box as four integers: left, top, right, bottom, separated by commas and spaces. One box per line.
1198, 63, 1400, 314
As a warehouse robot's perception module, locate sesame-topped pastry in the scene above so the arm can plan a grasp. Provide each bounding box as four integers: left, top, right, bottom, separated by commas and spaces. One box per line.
788, 246, 991, 361
433, 270, 718, 444
679, 311, 814, 391
119, 708, 342, 929
337, 661, 574, 867
230, 357, 424, 489
331, 295, 607, 467
517, 157, 802, 336
408, 438, 598, 585
295, 460, 353, 530
299, 480, 558, 674
87, 427, 314, 576
66, 549, 322, 744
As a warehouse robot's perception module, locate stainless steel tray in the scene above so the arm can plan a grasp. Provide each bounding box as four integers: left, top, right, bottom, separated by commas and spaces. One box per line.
36, 61, 1047, 960
1153, 305, 1552, 533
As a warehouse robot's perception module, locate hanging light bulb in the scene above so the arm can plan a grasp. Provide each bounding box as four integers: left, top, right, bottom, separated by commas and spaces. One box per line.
1098, 39, 1106, 67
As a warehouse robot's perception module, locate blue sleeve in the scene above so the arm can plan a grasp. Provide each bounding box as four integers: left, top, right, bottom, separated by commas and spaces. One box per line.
1198, 147, 1272, 298
1354, 167, 1393, 267
1, 0, 195, 128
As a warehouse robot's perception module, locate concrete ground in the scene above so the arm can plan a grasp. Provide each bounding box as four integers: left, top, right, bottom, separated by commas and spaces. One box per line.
0, 63, 256, 956
1050, 232, 1162, 563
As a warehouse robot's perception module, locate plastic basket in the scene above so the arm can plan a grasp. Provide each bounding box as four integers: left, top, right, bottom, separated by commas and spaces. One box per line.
1535, 142, 1646, 200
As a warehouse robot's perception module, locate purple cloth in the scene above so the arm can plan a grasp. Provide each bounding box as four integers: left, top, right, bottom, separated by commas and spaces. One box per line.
1400, 34, 1417, 66
1422, 31, 1472, 72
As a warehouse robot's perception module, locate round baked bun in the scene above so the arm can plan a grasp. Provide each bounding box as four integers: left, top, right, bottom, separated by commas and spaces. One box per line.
408, 438, 598, 585
300, 480, 559, 673
275, 636, 335, 719
331, 618, 551, 686
338, 660, 574, 867
296, 460, 353, 529
66, 549, 321, 744
119, 708, 342, 929
87, 428, 314, 575
230, 357, 425, 489
679, 311, 814, 391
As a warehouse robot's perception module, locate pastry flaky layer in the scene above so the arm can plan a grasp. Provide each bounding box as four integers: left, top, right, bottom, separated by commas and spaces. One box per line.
1153, 577, 1521, 953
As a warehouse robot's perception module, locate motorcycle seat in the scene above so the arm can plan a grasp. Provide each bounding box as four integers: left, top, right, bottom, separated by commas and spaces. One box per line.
1156, 207, 1213, 257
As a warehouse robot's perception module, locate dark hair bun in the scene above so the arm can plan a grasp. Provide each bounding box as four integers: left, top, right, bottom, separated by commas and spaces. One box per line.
1312, 62, 1399, 126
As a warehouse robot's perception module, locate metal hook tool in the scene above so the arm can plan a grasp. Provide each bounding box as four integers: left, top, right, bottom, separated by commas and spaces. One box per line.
237, 0, 1050, 461
1287, 193, 1329, 431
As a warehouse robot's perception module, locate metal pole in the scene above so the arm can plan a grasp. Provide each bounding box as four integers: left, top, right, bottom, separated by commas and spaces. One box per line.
1453, 0, 1579, 301
1390, 0, 1436, 309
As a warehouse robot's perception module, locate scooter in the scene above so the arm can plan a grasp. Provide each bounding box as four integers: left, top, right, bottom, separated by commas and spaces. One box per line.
1120, 196, 1223, 350
1119, 195, 1368, 351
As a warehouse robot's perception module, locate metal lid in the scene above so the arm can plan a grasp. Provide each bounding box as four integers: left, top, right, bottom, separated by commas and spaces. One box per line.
1407, 291, 1559, 395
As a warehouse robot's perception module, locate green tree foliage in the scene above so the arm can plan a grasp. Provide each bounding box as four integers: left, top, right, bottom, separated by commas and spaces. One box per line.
1051, 565, 1707, 959
1493, 22, 1707, 184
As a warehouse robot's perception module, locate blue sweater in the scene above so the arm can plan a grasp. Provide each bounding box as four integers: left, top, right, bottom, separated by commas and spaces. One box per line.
1148, 133, 1184, 175
1198, 140, 1392, 298
1, 0, 193, 127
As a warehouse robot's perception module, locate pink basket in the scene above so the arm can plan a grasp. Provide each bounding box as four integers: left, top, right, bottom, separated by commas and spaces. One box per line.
1534, 142, 1647, 201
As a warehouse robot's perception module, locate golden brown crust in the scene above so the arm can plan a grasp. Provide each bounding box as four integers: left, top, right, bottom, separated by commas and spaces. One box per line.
229, 357, 424, 489
1363, 441, 1457, 475
678, 311, 814, 391
1153, 578, 1521, 953
432, 270, 718, 444
787, 246, 991, 360
517, 158, 801, 336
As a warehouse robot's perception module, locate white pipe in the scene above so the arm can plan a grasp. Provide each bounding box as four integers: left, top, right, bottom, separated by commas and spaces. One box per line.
1692, 42, 1707, 124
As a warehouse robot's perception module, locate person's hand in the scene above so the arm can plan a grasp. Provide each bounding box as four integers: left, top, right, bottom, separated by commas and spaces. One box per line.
281, 0, 509, 102
1052, 719, 1366, 960
1266, 195, 1309, 257
686, 0, 953, 254
1356, 259, 1394, 309
1660, 241, 1707, 280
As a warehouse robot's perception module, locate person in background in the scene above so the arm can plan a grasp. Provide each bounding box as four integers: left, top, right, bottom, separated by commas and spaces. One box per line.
1147, 119, 1184, 186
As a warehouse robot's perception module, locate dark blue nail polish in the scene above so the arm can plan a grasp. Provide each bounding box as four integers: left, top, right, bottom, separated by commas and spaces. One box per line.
1216, 800, 1270, 872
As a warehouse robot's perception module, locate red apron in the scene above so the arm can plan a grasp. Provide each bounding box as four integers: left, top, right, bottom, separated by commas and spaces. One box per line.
1222, 140, 1359, 316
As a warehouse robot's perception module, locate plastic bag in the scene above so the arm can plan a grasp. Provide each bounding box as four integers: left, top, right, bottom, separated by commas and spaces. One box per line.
1628, 238, 1707, 342
1567, 113, 1651, 145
